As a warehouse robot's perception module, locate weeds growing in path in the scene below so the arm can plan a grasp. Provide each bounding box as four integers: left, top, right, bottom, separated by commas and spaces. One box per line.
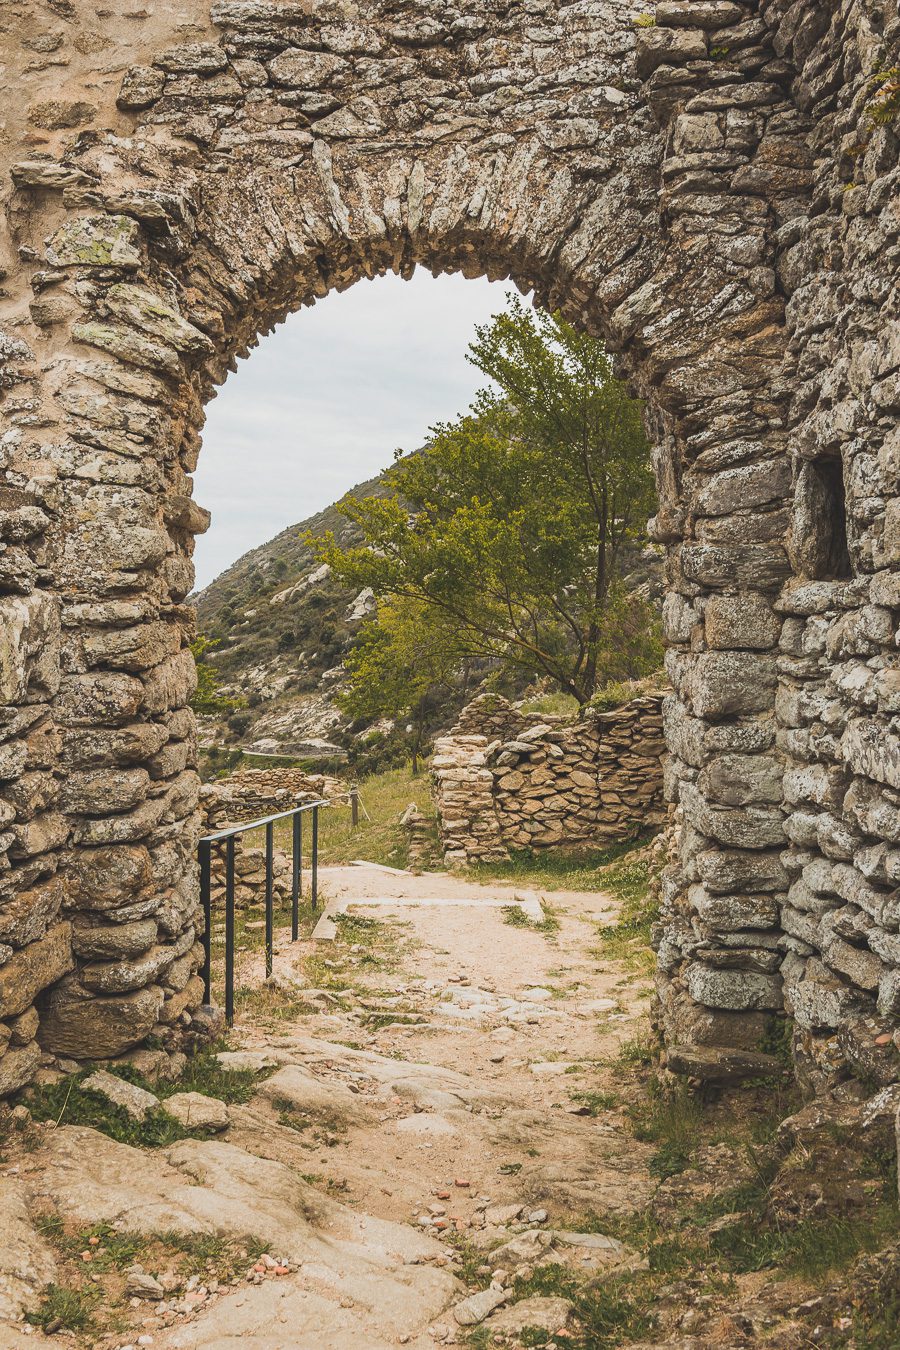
501, 900, 560, 935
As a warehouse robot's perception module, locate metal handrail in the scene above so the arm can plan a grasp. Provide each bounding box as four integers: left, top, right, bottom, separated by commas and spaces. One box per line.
200, 798, 329, 842
198, 797, 326, 1024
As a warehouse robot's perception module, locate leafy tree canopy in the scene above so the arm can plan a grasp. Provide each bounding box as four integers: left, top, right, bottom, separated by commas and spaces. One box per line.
190, 636, 243, 716
312, 297, 660, 708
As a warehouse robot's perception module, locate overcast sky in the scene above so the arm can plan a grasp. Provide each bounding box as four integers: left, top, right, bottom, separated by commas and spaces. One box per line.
192, 270, 521, 589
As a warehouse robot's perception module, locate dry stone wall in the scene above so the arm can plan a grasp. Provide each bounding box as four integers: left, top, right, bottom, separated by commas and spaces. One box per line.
433, 694, 666, 864
200, 768, 343, 831
0, 0, 896, 1096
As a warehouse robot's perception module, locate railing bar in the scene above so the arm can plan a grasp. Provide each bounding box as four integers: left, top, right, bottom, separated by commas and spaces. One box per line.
199, 798, 329, 844
225, 835, 235, 1026
199, 839, 212, 1004
291, 811, 301, 942
311, 805, 319, 911
265, 820, 274, 980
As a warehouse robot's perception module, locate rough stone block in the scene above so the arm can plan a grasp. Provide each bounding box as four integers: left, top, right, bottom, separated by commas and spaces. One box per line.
0, 1040, 41, 1096
680, 783, 784, 849
699, 753, 783, 806
684, 961, 782, 1011
37, 980, 163, 1059
689, 652, 776, 718
704, 594, 780, 650
0, 594, 60, 704
695, 847, 788, 893
82, 1068, 159, 1120
0, 923, 73, 1020
689, 885, 779, 932
841, 719, 900, 791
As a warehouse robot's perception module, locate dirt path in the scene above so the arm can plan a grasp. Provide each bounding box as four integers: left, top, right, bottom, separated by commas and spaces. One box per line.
3, 862, 661, 1350
5, 860, 895, 1349
232, 863, 657, 1231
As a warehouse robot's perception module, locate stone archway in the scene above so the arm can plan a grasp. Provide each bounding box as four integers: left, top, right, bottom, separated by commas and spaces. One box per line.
0, 0, 897, 1097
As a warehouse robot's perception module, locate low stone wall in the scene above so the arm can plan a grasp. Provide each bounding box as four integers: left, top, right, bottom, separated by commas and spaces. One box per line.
199, 771, 342, 913
433, 695, 666, 865
200, 769, 344, 831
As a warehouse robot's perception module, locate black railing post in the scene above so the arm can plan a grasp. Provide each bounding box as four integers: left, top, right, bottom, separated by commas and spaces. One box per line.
225, 835, 235, 1025
311, 805, 319, 910
265, 820, 274, 980
199, 838, 212, 1004
198, 798, 326, 1018
291, 809, 301, 941
351, 784, 359, 828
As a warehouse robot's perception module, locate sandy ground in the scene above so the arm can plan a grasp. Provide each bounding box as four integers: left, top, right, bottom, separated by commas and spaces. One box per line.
230, 863, 657, 1233
6, 862, 660, 1350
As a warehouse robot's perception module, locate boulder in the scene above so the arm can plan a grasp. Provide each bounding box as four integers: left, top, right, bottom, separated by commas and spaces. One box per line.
0, 922, 73, 1019
0, 1179, 58, 1320
164, 1091, 230, 1132
666, 1044, 789, 1083
38, 980, 163, 1058
0, 1041, 41, 1096
487, 1295, 574, 1336
452, 1286, 510, 1326
71, 918, 158, 960
82, 1069, 159, 1120
125, 1265, 165, 1299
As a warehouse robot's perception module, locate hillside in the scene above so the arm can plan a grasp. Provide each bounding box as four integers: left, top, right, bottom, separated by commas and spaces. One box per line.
192, 469, 391, 765
192, 470, 666, 770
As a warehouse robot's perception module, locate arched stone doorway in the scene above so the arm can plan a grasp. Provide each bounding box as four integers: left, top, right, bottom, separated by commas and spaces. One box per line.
0, 0, 897, 1097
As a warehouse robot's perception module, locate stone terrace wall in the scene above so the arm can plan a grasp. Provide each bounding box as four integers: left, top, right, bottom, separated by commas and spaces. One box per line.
433, 695, 666, 865
200, 769, 344, 832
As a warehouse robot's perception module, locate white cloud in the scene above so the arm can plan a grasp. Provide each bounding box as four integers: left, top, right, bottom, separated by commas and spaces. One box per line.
191, 269, 520, 589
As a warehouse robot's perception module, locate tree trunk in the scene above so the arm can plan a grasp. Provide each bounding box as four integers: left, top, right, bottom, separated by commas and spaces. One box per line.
582, 521, 608, 697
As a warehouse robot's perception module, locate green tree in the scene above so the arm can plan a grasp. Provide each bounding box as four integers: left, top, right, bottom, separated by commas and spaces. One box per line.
340, 598, 463, 772
313, 297, 660, 706
190, 636, 243, 716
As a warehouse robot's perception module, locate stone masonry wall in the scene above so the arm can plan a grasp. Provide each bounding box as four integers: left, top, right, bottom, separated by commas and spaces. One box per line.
433, 694, 666, 865
0, 0, 896, 1097
654, 0, 900, 1091
200, 768, 343, 831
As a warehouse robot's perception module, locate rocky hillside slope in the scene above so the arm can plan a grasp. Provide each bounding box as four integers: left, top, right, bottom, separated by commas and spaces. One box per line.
193, 470, 666, 766
192, 470, 390, 762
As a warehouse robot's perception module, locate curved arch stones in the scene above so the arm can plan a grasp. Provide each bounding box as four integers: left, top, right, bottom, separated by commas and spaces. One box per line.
0, 0, 897, 1095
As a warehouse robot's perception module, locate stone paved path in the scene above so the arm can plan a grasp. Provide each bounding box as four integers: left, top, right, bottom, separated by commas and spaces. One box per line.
4, 862, 657, 1349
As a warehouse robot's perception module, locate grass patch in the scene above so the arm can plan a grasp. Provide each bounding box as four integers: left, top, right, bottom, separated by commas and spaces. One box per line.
512, 1263, 656, 1348
360, 1010, 424, 1030
471, 838, 650, 892
27, 1283, 97, 1334
24, 1046, 273, 1146
593, 854, 658, 971
569, 1089, 618, 1115
154, 1045, 271, 1105
711, 1200, 899, 1278
25, 1073, 211, 1148
270, 764, 439, 870
233, 983, 316, 1023
501, 900, 560, 935
442, 1231, 493, 1289
518, 690, 580, 717
613, 1034, 655, 1071
27, 1227, 271, 1342
628, 1078, 704, 1179
36, 1220, 268, 1278
333, 912, 383, 943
